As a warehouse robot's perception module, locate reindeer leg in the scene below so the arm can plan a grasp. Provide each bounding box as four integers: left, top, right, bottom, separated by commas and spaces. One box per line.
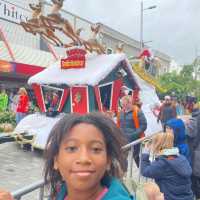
62, 30, 77, 43
82, 41, 91, 52
63, 22, 82, 45
21, 22, 36, 35
40, 16, 56, 31
41, 33, 60, 46
50, 33, 64, 46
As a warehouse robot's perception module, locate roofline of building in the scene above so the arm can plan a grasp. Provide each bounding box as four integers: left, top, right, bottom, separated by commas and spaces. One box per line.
40, 1, 171, 62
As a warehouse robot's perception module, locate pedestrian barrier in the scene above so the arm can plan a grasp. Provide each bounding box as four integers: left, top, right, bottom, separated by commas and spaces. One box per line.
11, 179, 45, 200
0, 133, 15, 144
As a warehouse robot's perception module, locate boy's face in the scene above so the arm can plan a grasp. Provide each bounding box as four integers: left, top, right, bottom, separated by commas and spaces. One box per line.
54, 123, 110, 193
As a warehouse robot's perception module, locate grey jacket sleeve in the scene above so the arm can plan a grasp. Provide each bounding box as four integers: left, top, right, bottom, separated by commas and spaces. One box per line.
135, 110, 147, 135
186, 117, 198, 138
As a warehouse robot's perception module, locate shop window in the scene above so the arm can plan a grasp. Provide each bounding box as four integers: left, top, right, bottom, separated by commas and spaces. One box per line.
99, 83, 112, 110
41, 85, 63, 113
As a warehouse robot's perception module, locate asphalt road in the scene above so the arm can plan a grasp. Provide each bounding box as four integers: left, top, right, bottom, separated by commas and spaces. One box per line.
0, 142, 45, 199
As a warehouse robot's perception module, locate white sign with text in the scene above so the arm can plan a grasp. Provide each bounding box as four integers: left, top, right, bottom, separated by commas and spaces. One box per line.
0, 0, 31, 24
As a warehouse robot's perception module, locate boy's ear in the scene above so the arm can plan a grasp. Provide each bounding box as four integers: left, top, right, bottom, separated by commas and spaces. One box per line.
54, 157, 58, 170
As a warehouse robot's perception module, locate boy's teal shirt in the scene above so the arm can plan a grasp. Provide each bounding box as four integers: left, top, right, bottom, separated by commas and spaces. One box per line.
55, 177, 134, 200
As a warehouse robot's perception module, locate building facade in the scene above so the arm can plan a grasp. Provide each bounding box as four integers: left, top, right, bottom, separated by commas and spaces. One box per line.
0, 0, 171, 90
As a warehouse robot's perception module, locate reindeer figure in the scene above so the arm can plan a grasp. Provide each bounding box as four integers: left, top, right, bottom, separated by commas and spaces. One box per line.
116, 43, 124, 53
63, 28, 84, 48
21, 21, 64, 46
40, 0, 82, 45
82, 24, 105, 54
20, 2, 63, 46
26, 3, 42, 24
48, 0, 64, 19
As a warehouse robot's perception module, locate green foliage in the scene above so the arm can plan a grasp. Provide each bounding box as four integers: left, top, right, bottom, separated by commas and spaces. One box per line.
158, 64, 200, 100
0, 127, 4, 133
0, 111, 16, 126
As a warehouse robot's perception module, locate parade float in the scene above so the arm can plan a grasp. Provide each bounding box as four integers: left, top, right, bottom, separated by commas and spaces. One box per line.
11, 0, 162, 149
130, 48, 167, 93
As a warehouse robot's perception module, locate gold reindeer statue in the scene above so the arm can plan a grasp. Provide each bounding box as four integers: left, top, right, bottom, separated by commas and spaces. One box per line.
116, 43, 124, 53
40, 0, 82, 45
82, 24, 105, 54
20, 2, 64, 46
28, 3, 42, 24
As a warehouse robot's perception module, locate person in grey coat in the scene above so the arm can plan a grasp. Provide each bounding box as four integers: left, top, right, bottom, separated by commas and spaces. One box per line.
118, 95, 147, 166
185, 105, 200, 200
157, 96, 177, 132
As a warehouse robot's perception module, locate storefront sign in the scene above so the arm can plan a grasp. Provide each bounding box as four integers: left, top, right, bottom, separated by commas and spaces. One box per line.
0, 0, 30, 24
61, 48, 87, 69
0, 60, 14, 72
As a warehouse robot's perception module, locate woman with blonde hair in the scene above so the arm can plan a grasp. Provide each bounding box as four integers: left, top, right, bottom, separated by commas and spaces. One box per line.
141, 132, 193, 200
16, 87, 29, 124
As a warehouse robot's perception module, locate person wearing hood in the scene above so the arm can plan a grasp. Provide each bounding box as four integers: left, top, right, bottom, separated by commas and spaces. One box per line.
185, 104, 200, 200
165, 118, 191, 163
141, 132, 193, 200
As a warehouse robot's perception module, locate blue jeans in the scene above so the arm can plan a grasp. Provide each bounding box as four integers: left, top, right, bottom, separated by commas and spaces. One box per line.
16, 112, 26, 124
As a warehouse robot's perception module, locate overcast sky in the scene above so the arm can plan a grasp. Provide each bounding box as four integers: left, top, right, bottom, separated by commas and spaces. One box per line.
61, 0, 200, 65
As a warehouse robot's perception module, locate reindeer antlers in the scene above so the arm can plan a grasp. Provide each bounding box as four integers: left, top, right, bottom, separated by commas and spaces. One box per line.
91, 23, 101, 34
51, 0, 64, 7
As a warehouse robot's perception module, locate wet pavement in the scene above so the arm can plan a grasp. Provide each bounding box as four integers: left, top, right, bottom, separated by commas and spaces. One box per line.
0, 142, 45, 199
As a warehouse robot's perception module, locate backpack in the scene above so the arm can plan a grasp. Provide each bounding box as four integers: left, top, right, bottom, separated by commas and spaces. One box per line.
117, 105, 145, 138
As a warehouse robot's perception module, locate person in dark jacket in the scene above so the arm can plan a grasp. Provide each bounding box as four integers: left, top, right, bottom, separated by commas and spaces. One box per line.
141, 132, 193, 200
117, 95, 147, 166
165, 118, 191, 163
185, 105, 200, 200
157, 96, 177, 132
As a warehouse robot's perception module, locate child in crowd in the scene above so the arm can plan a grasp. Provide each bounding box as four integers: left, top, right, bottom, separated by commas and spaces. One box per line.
44, 112, 133, 200
143, 182, 164, 200
166, 118, 191, 163
0, 112, 134, 200
141, 132, 193, 200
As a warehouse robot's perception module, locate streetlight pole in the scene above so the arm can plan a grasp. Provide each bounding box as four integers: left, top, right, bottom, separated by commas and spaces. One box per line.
140, 0, 143, 49
140, 1, 157, 50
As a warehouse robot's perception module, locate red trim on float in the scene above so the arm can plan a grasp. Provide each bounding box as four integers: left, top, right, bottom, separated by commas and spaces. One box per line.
71, 86, 88, 114
15, 62, 44, 76
94, 85, 102, 111
57, 88, 70, 112
111, 79, 123, 112
32, 84, 46, 112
